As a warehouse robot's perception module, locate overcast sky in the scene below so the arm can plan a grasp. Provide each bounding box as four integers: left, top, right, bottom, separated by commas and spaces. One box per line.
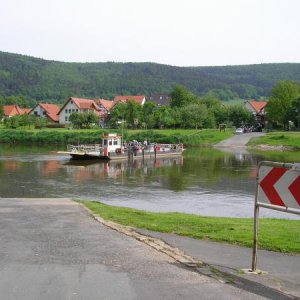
1, 0, 300, 66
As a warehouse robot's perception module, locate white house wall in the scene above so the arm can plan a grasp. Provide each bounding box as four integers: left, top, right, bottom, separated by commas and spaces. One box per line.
59, 101, 80, 124
30, 106, 46, 118
244, 102, 256, 115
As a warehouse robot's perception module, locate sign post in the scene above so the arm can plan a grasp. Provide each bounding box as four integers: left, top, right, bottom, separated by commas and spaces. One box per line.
252, 161, 300, 272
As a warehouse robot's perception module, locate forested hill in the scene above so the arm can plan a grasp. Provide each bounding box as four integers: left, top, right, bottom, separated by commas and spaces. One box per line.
1, 51, 300, 104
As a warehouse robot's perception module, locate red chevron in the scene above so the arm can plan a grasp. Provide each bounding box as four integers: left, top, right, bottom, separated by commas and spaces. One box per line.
260, 167, 287, 207
289, 175, 300, 206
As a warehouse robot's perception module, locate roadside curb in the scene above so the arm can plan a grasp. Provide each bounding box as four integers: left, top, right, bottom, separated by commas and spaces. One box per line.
78, 202, 300, 297
79, 202, 203, 268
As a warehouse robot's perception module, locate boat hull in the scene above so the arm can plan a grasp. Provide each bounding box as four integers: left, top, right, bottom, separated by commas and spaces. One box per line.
61, 149, 183, 161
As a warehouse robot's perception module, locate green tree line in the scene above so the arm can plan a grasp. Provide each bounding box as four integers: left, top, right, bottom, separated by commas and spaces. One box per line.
108, 86, 255, 129
1, 51, 300, 105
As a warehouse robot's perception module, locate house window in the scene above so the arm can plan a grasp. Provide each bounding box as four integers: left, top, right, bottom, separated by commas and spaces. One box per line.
76, 109, 78, 112
65, 116, 68, 121
65, 109, 67, 113
69, 109, 71, 113
113, 140, 118, 145
109, 140, 112, 145
72, 109, 75, 112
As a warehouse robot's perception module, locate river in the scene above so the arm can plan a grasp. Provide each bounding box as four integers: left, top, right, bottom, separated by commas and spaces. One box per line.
0, 144, 299, 219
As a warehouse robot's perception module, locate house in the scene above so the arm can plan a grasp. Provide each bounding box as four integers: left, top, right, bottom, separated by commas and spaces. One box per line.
147, 94, 170, 106
244, 100, 268, 127
96, 98, 115, 114
3, 105, 26, 117
3, 105, 24, 117
29, 103, 60, 123
58, 97, 104, 124
113, 95, 146, 106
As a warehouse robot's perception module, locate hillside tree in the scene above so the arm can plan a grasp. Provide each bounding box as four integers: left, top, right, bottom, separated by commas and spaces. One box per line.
266, 80, 299, 130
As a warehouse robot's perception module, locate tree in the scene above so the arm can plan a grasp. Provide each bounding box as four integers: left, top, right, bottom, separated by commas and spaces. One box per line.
200, 94, 228, 126
266, 80, 299, 130
291, 96, 300, 129
141, 101, 156, 128
0, 105, 3, 119
169, 85, 198, 108
178, 103, 209, 129
32, 115, 48, 129
69, 112, 99, 128
109, 102, 127, 128
125, 100, 142, 128
153, 106, 175, 128
227, 104, 255, 128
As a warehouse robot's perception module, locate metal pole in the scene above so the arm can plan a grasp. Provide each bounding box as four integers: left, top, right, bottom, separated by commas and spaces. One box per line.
251, 166, 260, 272
251, 203, 259, 272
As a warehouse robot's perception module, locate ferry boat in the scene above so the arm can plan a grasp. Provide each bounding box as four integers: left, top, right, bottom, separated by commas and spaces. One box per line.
60, 133, 184, 160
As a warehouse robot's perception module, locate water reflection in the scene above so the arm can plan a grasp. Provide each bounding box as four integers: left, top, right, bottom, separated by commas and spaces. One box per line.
0, 145, 299, 219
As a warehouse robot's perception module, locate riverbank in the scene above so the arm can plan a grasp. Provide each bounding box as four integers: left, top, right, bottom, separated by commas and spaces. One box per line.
247, 131, 300, 151
79, 201, 300, 254
0, 128, 233, 146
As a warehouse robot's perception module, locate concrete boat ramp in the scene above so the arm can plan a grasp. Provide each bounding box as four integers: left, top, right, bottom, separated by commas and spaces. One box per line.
0, 198, 298, 299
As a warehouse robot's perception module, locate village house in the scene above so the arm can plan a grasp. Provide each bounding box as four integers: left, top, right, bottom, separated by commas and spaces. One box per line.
3, 105, 28, 118
58, 97, 104, 125
244, 100, 268, 128
147, 94, 170, 106
96, 98, 115, 114
29, 103, 60, 123
113, 95, 146, 106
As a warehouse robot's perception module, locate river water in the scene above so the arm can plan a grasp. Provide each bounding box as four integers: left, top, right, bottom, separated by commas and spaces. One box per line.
0, 145, 299, 219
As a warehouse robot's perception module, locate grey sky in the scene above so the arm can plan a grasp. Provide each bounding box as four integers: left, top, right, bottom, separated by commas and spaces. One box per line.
1, 0, 300, 66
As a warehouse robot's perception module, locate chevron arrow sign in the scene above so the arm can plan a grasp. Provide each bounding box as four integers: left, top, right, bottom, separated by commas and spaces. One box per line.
257, 165, 300, 210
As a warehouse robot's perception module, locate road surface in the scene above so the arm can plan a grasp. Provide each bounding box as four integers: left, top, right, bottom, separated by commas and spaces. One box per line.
0, 198, 272, 300
215, 132, 265, 148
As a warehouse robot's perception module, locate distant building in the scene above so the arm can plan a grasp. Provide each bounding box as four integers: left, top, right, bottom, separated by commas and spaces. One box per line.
244, 100, 268, 127
29, 103, 60, 123
96, 98, 115, 114
147, 94, 170, 106
113, 95, 146, 106
58, 97, 104, 124
3, 105, 28, 117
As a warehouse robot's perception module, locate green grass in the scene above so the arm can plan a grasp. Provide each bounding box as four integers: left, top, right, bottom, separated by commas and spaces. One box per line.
79, 201, 300, 254
0, 128, 233, 146
128, 129, 233, 146
248, 132, 300, 150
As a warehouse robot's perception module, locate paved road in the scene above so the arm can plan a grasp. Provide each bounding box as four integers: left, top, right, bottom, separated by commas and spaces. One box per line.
0, 198, 272, 300
215, 132, 265, 150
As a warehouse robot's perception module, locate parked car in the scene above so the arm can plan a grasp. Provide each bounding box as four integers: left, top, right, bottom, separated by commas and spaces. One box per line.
235, 128, 244, 134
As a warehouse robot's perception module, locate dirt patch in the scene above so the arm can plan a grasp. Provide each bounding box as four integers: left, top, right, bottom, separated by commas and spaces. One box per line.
250, 144, 296, 152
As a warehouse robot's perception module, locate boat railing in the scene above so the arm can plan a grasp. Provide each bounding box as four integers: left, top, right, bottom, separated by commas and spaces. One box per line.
144, 143, 183, 152
67, 144, 102, 153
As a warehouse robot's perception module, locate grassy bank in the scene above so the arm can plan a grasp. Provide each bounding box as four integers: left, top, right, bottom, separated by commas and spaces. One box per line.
0, 128, 233, 146
80, 201, 300, 254
248, 132, 300, 150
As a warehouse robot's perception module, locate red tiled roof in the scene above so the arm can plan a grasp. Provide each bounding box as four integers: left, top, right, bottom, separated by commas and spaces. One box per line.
47, 113, 59, 122
58, 97, 101, 114
248, 100, 267, 113
113, 95, 145, 104
71, 98, 101, 110
3, 105, 24, 116
96, 99, 114, 111
22, 108, 32, 114
39, 103, 60, 115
